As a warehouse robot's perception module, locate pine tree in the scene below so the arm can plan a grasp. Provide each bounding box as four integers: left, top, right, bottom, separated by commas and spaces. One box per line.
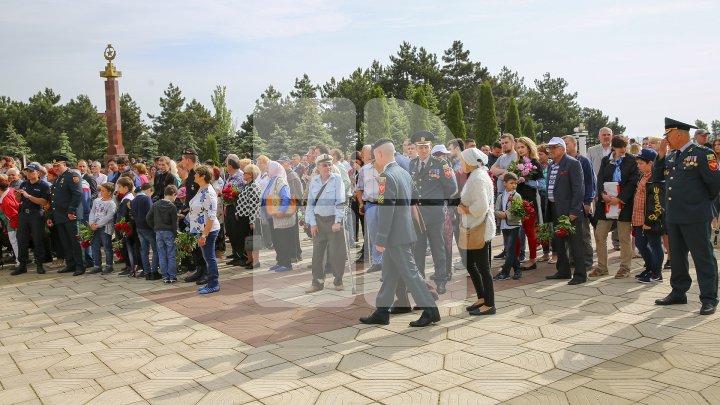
522, 116, 537, 143
57, 132, 76, 163
60, 95, 108, 160
445, 91, 466, 140
204, 135, 220, 165
120, 93, 148, 157
365, 86, 391, 145
134, 131, 159, 160
211, 86, 235, 158
0, 122, 32, 159
388, 97, 410, 146
504, 98, 522, 138
409, 85, 430, 135
149, 83, 186, 158
474, 81, 499, 147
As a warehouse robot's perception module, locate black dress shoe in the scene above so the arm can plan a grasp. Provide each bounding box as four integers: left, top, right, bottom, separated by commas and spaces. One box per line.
436, 281, 446, 295
73, 269, 85, 276
388, 307, 413, 314
227, 258, 246, 266
149, 272, 163, 281
466, 302, 483, 312
700, 303, 717, 315
546, 273, 571, 280
469, 306, 496, 316
366, 264, 382, 273
185, 271, 203, 283
409, 308, 441, 327
520, 263, 537, 271
655, 295, 688, 305
58, 267, 74, 273
195, 276, 208, 285
11, 266, 27, 276
567, 278, 585, 285
36, 265, 45, 275
244, 262, 260, 270
359, 310, 390, 325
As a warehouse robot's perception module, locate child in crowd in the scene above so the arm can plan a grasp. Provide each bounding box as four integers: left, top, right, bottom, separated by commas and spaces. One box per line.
494, 172, 523, 280
131, 183, 161, 280
115, 177, 141, 276
88, 183, 117, 275
633, 148, 665, 283
147, 185, 179, 283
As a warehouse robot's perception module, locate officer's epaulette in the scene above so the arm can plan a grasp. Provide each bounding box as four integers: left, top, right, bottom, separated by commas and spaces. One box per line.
695, 144, 712, 152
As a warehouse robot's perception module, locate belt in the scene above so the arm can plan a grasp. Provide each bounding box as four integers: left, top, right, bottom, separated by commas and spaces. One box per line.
22, 208, 41, 214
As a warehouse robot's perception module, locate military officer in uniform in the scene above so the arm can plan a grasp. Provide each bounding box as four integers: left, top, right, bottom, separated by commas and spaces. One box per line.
47, 155, 85, 276
11, 163, 51, 275
653, 118, 720, 315
408, 131, 457, 294
360, 138, 440, 327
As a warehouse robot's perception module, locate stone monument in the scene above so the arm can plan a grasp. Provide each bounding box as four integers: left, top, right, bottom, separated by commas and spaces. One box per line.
100, 44, 127, 163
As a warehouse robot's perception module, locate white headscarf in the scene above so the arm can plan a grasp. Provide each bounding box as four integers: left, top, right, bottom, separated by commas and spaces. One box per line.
460, 147, 489, 168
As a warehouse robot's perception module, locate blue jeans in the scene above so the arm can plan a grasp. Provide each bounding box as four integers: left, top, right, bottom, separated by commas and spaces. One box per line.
502, 227, 521, 273
199, 230, 219, 288
156, 231, 176, 278
364, 203, 383, 265
81, 220, 94, 267
91, 230, 112, 268
137, 228, 159, 274
634, 226, 664, 274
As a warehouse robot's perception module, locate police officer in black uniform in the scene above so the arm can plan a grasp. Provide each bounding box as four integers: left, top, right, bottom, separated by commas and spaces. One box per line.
11, 163, 51, 275
653, 118, 720, 315
408, 131, 457, 294
48, 155, 85, 276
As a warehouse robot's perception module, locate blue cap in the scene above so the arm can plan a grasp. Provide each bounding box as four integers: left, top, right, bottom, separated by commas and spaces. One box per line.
277, 156, 290, 162
637, 148, 658, 162
24, 163, 41, 171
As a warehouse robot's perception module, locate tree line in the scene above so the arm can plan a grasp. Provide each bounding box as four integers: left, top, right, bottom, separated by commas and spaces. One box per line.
3, 40, 716, 163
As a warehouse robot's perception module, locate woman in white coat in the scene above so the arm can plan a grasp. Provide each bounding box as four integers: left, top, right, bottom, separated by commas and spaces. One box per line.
456, 148, 497, 316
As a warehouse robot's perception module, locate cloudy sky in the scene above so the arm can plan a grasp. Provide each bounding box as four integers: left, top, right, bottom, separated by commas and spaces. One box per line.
1, 0, 718, 137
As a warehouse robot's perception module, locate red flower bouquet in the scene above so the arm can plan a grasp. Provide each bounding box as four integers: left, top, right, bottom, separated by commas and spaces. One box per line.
221, 184, 240, 205
114, 218, 133, 237
554, 215, 576, 238
77, 223, 94, 249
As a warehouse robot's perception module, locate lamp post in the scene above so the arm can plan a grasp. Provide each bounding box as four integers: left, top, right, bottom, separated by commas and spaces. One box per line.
574, 123, 588, 156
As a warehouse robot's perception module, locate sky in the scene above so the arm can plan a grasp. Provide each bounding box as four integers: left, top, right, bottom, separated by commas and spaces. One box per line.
1, 0, 719, 139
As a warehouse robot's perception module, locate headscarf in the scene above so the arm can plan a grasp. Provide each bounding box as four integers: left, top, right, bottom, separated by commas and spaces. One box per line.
267, 161, 287, 179
460, 147, 489, 167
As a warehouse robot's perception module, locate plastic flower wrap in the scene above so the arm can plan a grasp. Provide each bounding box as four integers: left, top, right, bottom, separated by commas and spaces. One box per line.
509, 198, 526, 220
221, 184, 240, 205
508, 156, 538, 183
76, 223, 94, 249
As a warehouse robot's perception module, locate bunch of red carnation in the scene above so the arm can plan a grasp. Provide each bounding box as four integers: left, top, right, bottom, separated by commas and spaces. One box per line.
114, 218, 133, 237
522, 201, 535, 220
112, 239, 124, 261
76, 224, 94, 248
554, 215, 576, 238
221, 184, 240, 205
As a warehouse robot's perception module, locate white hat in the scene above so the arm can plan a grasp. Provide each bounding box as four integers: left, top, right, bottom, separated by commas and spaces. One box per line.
431, 144, 450, 155
460, 147, 488, 167
547, 137, 566, 149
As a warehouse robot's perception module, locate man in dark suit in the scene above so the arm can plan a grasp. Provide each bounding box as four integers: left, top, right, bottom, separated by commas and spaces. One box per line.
544, 137, 587, 285
47, 155, 85, 276
360, 139, 440, 328
653, 118, 720, 315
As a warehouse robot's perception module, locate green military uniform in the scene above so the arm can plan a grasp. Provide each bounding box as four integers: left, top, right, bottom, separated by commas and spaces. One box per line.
408, 131, 457, 293
653, 118, 720, 314
50, 155, 85, 275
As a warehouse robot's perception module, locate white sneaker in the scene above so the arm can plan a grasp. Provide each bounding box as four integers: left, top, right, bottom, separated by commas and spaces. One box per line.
453, 260, 465, 270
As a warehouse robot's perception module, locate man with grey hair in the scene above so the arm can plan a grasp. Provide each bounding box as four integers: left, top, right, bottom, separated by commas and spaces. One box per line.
360, 138, 440, 327
91, 161, 107, 185
694, 128, 712, 148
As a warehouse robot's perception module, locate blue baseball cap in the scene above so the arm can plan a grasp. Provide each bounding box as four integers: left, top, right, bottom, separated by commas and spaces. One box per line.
24, 163, 41, 172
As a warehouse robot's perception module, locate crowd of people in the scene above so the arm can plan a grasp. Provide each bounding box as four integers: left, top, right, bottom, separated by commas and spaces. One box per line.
0, 116, 718, 325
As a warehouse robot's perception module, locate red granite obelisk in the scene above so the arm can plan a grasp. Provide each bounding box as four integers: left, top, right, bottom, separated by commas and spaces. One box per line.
100, 44, 127, 163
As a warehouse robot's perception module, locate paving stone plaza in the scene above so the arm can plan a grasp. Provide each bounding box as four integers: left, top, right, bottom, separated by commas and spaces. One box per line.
1, 233, 719, 404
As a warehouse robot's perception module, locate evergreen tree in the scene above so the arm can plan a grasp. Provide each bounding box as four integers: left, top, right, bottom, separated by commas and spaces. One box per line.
289, 99, 335, 155
60, 95, 108, 160
409, 85, 430, 135
236, 114, 266, 158
440, 40, 490, 122
364, 86, 391, 145
120, 93, 148, 157
504, 98, 522, 137
445, 91, 466, 140
149, 83, 186, 158
711, 120, 720, 140
0, 122, 32, 159
204, 135, 220, 165
134, 131, 159, 160
22, 88, 64, 162
388, 97, 410, 146
182, 99, 216, 159
607, 117, 626, 135
211, 86, 235, 158
474, 81, 499, 147
57, 132, 76, 163
522, 116, 537, 143
695, 119, 709, 130
421, 83, 446, 143
290, 74, 318, 99
526, 73, 581, 142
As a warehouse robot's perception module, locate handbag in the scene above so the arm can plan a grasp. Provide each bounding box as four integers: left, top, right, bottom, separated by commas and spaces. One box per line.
244, 234, 264, 251
459, 222, 486, 250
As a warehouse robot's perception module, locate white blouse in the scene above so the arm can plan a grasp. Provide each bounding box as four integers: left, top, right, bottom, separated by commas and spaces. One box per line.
187, 186, 220, 235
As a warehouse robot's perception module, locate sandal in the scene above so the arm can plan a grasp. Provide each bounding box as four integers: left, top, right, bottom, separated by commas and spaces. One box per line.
614, 268, 631, 278
588, 268, 609, 277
